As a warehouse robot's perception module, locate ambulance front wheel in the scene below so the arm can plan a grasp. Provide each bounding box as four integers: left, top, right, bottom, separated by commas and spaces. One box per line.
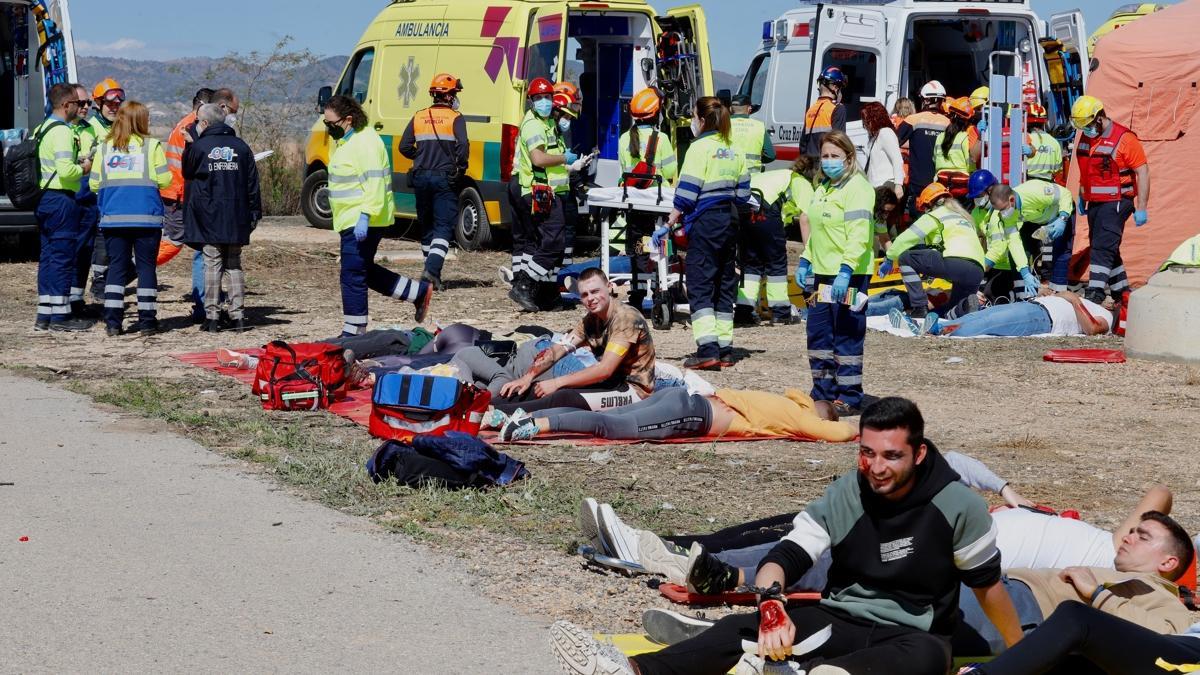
456, 186, 492, 251
301, 169, 333, 230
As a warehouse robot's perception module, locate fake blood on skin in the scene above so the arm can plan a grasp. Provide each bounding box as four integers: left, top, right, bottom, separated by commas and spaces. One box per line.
760, 599, 788, 631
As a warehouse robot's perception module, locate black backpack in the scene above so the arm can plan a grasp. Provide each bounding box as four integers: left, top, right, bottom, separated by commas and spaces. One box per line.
4, 120, 66, 210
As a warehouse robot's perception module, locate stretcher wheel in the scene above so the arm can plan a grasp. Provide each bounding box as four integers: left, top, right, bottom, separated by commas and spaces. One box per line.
652, 299, 672, 330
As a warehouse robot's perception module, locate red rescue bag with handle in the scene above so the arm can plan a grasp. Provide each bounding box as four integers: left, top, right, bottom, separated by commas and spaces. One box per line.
251, 341, 348, 411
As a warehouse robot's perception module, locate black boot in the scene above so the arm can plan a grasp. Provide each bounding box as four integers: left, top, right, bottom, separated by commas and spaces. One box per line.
535, 281, 564, 311
733, 306, 759, 327
507, 272, 539, 312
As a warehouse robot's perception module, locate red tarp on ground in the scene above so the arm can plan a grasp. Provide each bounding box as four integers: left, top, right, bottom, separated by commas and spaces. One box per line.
173, 351, 837, 446
1070, 0, 1200, 286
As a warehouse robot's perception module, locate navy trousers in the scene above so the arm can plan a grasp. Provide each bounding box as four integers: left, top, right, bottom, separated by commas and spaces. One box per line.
339, 228, 423, 336
807, 273, 869, 408
71, 200, 99, 306
1048, 212, 1076, 292
35, 190, 81, 324
103, 227, 160, 328
736, 205, 791, 321
411, 169, 456, 278
685, 205, 738, 359
1085, 198, 1133, 303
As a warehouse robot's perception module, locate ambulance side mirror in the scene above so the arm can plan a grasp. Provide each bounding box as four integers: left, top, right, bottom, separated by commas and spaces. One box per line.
316, 85, 332, 113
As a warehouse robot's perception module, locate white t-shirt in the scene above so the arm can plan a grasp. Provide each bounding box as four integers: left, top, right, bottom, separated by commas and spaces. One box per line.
865, 127, 906, 189
993, 507, 1116, 571
1033, 296, 1112, 335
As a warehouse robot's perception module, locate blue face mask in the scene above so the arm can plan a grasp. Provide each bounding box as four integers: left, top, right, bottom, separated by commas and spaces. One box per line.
821, 158, 846, 180
533, 98, 553, 117
1082, 124, 1101, 139
558, 117, 571, 132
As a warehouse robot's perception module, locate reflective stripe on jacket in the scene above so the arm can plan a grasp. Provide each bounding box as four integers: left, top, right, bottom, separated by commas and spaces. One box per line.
328, 127, 396, 233
801, 171, 875, 275
673, 131, 751, 226
1077, 121, 1137, 202
92, 135, 171, 229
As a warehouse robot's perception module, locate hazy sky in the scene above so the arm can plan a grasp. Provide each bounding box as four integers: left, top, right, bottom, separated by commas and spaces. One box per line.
70, 0, 1135, 75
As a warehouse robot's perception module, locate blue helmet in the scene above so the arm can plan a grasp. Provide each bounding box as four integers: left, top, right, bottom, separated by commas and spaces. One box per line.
819, 66, 847, 87
967, 169, 998, 199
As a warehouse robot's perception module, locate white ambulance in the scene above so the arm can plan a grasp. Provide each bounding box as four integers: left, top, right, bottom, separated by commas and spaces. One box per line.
736, 0, 1088, 165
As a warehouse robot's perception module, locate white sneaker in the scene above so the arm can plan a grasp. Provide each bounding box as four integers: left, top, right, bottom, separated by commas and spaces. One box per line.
597, 503, 643, 565
549, 621, 635, 675
498, 266, 514, 287
482, 406, 522, 430
734, 654, 805, 675
641, 607, 713, 645
637, 530, 688, 583
578, 498, 603, 551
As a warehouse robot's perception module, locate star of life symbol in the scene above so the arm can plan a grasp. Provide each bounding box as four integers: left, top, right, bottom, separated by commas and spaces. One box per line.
399, 56, 420, 108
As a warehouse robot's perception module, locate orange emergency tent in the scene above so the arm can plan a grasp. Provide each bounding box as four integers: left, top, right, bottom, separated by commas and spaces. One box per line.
1069, 0, 1200, 287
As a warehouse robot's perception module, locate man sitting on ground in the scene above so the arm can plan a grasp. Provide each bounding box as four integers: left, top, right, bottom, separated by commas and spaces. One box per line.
492, 267, 656, 416
549, 397, 1022, 675
498, 387, 856, 443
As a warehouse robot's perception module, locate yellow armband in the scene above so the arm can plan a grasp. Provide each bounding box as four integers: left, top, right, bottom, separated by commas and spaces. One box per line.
605, 342, 629, 357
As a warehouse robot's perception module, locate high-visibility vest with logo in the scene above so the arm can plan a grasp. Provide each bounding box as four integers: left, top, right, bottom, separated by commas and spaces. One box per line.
802, 171, 875, 275
934, 130, 975, 173
731, 116, 767, 172
999, 179, 1073, 229
1077, 122, 1138, 202
1026, 129, 1062, 182
328, 127, 396, 233
674, 131, 749, 226
517, 109, 569, 195
93, 135, 170, 229
750, 169, 793, 209
891, 203, 985, 268
618, 125, 678, 184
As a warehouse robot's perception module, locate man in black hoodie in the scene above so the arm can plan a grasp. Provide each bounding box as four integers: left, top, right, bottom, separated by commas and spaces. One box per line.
549, 397, 1023, 675
183, 103, 261, 332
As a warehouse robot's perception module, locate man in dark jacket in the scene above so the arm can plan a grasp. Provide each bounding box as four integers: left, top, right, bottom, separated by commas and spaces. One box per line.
183, 103, 261, 332
549, 397, 1024, 675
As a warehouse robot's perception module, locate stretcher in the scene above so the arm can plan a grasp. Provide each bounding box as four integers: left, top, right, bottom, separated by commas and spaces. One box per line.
586, 175, 687, 330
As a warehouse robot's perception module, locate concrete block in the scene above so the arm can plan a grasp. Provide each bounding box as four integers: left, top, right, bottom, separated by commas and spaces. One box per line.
1125, 267, 1200, 363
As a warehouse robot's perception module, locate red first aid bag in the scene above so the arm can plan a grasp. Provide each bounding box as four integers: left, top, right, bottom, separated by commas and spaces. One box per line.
369, 372, 491, 442
251, 341, 348, 411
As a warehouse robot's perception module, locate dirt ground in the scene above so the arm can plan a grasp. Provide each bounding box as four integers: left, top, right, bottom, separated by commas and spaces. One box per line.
2, 217, 1198, 634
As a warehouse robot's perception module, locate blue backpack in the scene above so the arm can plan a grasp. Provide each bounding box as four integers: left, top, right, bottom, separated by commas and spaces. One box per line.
365, 431, 529, 489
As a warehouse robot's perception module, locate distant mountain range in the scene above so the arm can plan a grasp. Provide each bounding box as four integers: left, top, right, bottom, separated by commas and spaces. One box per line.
78, 54, 743, 127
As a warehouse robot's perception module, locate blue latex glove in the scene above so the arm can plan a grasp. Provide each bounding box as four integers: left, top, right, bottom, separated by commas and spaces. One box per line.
650, 226, 669, 251
1077, 196, 1088, 216
1134, 209, 1148, 227
353, 213, 370, 242
878, 258, 894, 277
984, 258, 995, 272
1020, 268, 1040, 297
794, 259, 812, 290
1022, 144, 1034, 158
564, 150, 579, 165
977, 117, 988, 134
831, 265, 852, 303
1046, 217, 1067, 241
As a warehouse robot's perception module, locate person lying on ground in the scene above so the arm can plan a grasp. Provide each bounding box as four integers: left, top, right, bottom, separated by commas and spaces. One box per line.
960, 601, 1200, 675
957, 508, 1195, 654
889, 289, 1113, 337
491, 267, 656, 416
549, 396, 1023, 675
497, 386, 857, 443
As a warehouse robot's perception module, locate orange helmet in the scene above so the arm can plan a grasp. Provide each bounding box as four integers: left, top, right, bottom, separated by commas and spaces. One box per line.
92, 78, 123, 101
1026, 102, 1048, 125
630, 88, 661, 120
942, 96, 974, 121
916, 183, 951, 212
553, 92, 578, 118
429, 73, 463, 95
527, 77, 554, 98
553, 81, 579, 103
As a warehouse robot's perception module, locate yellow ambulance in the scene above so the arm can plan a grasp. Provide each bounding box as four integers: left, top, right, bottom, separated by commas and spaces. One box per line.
302, 0, 712, 249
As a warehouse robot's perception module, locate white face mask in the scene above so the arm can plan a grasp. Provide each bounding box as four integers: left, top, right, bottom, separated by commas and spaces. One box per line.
690, 116, 702, 137
451, 97, 460, 112
974, 196, 990, 209
225, 114, 237, 127
1000, 206, 1016, 219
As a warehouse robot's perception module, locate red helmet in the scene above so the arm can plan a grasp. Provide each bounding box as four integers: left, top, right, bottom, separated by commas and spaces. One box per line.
527, 77, 554, 98
1026, 102, 1048, 125
553, 92, 578, 118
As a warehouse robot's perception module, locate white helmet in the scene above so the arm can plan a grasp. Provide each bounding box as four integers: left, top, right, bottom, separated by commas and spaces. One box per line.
920, 80, 947, 100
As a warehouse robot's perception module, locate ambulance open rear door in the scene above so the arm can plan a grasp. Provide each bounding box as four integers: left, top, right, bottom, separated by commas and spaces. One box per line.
1042, 9, 1089, 135
806, 4, 887, 165
654, 4, 713, 123
524, 4, 568, 86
